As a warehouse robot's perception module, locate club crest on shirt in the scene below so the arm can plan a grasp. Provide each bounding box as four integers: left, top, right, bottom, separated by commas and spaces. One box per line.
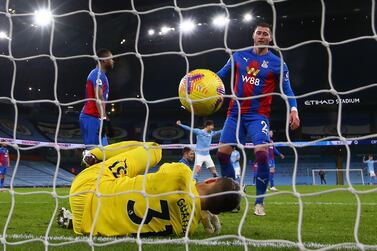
261, 60, 269, 68
246, 61, 260, 76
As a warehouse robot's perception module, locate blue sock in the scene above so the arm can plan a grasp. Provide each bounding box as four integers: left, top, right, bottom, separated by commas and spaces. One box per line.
255, 151, 269, 205
216, 152, 235, 179
0, 178, 4, 188
269, 172, 274, 187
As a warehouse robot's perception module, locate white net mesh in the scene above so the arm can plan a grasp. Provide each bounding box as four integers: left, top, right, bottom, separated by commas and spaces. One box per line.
1, 0, 377, 250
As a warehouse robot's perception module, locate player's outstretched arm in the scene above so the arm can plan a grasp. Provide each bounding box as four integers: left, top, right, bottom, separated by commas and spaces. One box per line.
176, 120, 201, 135
213, 129, 223, 137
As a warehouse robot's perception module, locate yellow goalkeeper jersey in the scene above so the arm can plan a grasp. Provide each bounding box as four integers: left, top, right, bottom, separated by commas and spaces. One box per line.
70, 142, 201, 237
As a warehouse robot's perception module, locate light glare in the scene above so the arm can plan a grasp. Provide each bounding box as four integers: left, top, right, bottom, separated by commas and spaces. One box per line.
243, 13, 253, 22
180, 20, 196, 33
148, 29, 155, 35
34, 9, 53, 26
0, 31, 10, 40
212, 15, 229, 27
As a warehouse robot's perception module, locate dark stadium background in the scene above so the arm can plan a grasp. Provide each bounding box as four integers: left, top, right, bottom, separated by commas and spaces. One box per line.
0, 0, 376, 174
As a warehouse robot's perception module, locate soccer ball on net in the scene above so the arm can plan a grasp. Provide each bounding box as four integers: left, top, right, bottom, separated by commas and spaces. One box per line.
178, 69, 225, 116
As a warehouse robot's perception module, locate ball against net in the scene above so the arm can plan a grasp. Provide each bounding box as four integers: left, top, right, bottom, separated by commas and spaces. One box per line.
178, 69, 225, 116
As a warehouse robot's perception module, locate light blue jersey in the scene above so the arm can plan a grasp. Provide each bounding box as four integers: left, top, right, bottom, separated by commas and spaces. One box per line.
179, 124, 222, 156
231, 150, 240, 170
364, 159, 375, 173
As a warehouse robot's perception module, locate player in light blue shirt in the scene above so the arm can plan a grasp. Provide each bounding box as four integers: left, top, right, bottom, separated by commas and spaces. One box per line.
231, 147, 241, 183
177, 120, 222, 181
363, 155, 377, 185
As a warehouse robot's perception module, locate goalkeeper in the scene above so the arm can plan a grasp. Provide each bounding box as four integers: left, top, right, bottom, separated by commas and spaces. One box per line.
64, 141, 240, 237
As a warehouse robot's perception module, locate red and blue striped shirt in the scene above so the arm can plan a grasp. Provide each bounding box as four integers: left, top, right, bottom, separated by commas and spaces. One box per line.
81, 67, 109, 118
217, 49, 297, 119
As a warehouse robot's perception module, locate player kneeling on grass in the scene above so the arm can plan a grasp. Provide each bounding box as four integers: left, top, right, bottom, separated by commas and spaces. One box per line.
59, 141, 241, 236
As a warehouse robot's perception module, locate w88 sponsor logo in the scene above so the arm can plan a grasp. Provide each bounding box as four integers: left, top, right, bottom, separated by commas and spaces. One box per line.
242, 75, 260, 86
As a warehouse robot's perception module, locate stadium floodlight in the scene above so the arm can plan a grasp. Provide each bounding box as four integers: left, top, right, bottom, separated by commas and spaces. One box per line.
34, 9, 53, 26
148, 29, 155, 36
212, 15, 229, 27
0, 31, 10, 40
243, 13, 253, 22
179, 19, 196, 33
160, 26, 174, 35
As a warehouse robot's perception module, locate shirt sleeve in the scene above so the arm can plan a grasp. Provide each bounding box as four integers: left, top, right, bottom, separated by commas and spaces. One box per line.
212, 130, 223, 137
273, 146, 282, 156
216, 58, 232, 79
179, 124, 201, 135
282, 63, 298, 112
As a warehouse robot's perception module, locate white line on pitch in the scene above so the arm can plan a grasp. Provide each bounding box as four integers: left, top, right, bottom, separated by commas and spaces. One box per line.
267, 201, 377, 206
1, 234, 368, 250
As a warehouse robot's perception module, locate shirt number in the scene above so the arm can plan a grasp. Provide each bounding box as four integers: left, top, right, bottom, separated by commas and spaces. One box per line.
127, 200, 171, 224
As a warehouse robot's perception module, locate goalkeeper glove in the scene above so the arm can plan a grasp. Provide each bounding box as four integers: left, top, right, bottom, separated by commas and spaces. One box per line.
57, 207, 73, 229
200, 210, 222, 234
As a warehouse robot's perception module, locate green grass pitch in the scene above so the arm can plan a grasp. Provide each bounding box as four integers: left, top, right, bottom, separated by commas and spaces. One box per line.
0, 185, 376, 251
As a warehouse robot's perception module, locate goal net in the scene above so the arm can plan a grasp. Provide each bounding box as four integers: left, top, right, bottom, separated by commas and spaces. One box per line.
1, 0, 377, 250
312, 169, 365, 185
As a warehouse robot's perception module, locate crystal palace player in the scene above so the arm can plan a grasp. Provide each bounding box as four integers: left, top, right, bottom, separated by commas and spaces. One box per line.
0, 143, 9, 189
79, 49, 114, 147
67, 141, 240, 236
216, 22, 300, 216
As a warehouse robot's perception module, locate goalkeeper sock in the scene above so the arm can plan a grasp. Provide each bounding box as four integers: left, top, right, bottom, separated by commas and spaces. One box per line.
255, 151, 269, 205
216, 152, 235, 179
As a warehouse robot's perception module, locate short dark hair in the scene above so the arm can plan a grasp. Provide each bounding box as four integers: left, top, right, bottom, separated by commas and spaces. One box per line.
205, 178, 241, 214
182, 147, 192, 155
204, 120, 214, 127
96, 48, 112, 61
254, 22, 272, 32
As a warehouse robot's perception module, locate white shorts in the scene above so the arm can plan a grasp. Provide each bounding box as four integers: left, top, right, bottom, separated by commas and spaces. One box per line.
369, 171, 376, 177
194, 154, 215, 169
234, 167, 241, 178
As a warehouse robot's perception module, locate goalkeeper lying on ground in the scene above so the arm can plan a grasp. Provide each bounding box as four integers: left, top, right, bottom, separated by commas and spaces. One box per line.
58, 141, 241, 237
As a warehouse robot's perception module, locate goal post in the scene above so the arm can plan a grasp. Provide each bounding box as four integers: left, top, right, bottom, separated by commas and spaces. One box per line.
312, 169, 365, 185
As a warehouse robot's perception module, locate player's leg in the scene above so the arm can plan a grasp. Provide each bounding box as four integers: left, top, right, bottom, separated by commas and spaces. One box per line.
204, 155, 218, 178
103, 142, 162, 178
82, 141, 148, 168
91, 141, 145, 161
216, 116, 245, 179
79, 114, 100, 146
246, 118, 270, 216
193, 155, 205, 182
269, 164, 278, 191
0, 173, 4, 188
234, 167, 241, 183
253, 167, 257, 185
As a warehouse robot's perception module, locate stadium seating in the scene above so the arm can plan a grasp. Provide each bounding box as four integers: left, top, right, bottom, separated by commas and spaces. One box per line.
3, 161, 74, 187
